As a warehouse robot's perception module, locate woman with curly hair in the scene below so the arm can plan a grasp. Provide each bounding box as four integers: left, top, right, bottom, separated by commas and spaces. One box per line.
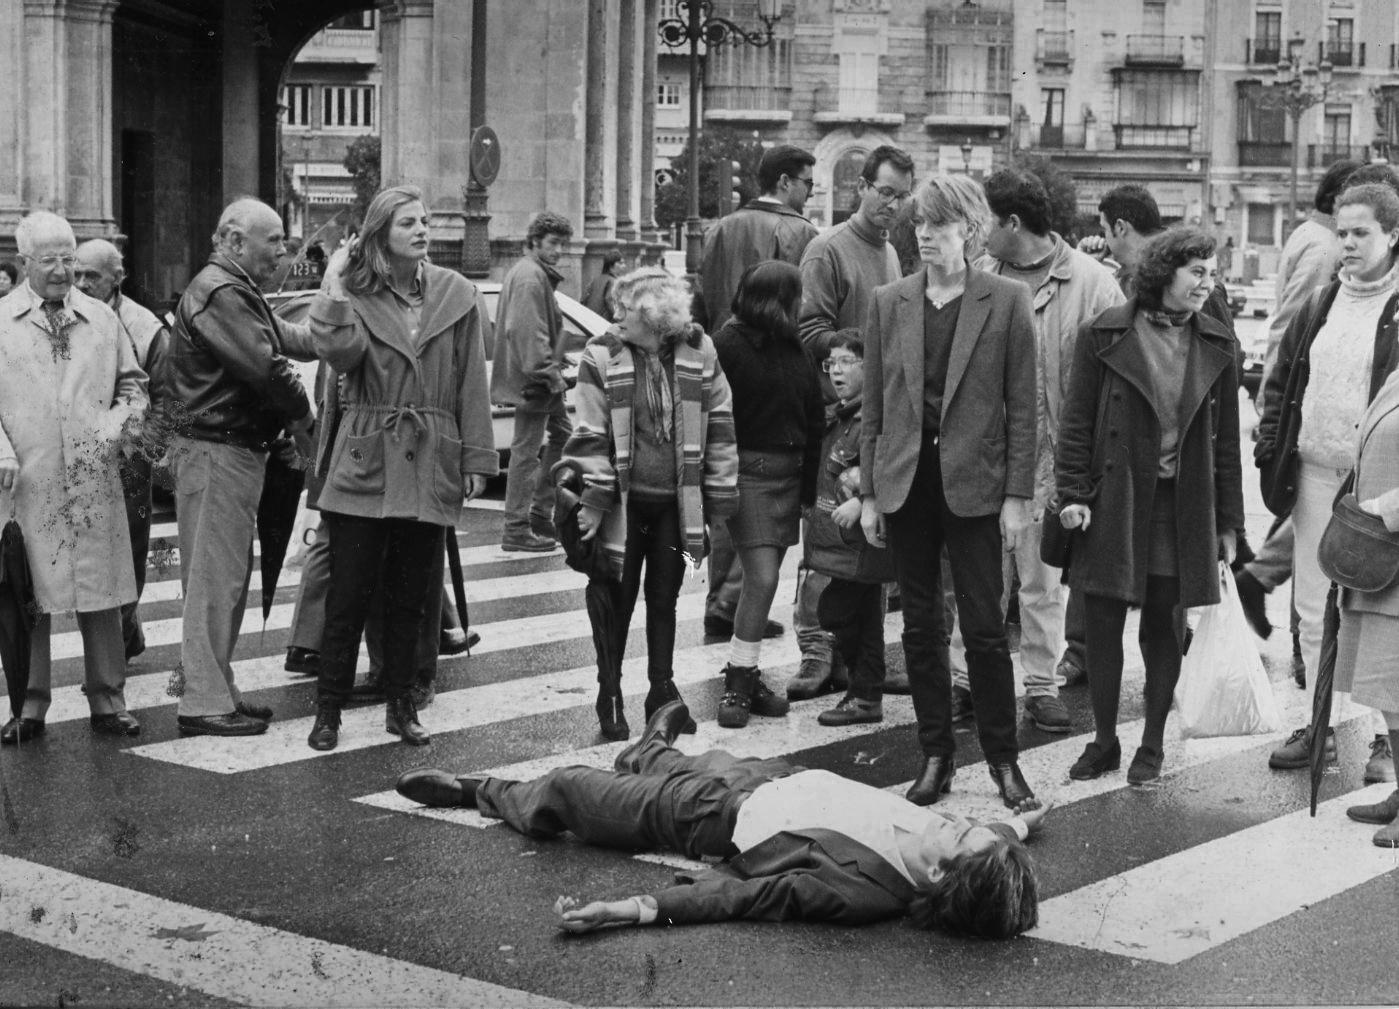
565, 268, 739, 740
1056, 225, 1244, 784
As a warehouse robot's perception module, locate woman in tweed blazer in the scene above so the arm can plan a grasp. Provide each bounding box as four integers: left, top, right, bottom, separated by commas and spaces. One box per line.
563, 268, 739, 740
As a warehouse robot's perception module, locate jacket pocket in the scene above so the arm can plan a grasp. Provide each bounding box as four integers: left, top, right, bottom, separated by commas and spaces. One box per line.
434, 433, 465, 502
330, 431, 385, 494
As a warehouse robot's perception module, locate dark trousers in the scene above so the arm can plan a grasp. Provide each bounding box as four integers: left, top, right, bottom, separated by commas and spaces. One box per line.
120, 455, 153, 654
476, 741, 795, 859
590, 497, 685, 685
817, 577, 885, 701
317, 512, 445, 703
884, 438, 1018, 760
1084, 576, 1185, 750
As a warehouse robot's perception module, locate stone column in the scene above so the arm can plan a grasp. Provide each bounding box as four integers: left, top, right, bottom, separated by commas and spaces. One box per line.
639, 0, 668, 263
614, 0, 638, 249
379, 0, 472, 258
582, 0, 612, 241
20, 0, 120, 237
219, 0, 259, 203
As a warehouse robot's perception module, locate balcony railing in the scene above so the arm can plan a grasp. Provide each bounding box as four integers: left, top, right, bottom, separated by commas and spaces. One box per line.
1308, 143, 1367, 168
703, 84, 793, 121
1246, 38, 1281, 65
1237, 140, 1292, 166
1036, 29, 1073, 65
1125, 34, 1185, 66
1324, 40, 1355, 67
812, 83, 904, 125
925, 90, 1012, 119
1113, 124, 1194, 149
1025, 122, 1087, 149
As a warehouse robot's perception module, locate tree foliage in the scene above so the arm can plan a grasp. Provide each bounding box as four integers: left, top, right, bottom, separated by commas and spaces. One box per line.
655, 127, 768, 230
1011, 152, 1081, 242
342, 135, 382, 225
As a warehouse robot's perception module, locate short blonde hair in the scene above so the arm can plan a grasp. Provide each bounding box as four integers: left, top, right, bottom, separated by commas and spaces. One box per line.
612, 267, 692, 336
913, 173, 993, 249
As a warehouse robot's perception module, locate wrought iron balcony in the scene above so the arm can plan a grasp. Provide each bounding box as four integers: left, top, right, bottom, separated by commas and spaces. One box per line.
1323, 40, 1356, 67
811, 82, 905, 126
1247, 38, 1281, 66
703, 84, 793, 123
923, 90, 1012, 126
1113, 124, 1194, 149
1307, 143, 1367, 168
1024, 123, 1087, 149
1125, 34, 1185, 66
1237, 140, 1292, 167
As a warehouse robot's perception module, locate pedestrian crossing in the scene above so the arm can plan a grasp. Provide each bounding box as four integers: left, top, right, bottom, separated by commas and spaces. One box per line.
8, 502, 1399, 1004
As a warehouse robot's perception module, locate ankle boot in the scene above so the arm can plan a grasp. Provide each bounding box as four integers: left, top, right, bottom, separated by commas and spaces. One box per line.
307, 697, 341, 751
597, 684, 629, 741
644, 678, 697, 734
717, 664, 759, 729
385, 695, 430, 746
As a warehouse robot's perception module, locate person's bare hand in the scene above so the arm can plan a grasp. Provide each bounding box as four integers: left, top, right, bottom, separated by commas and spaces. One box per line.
464, 474, 487, 501
1060, 504, 1092, 530
553, 895, 635, 933
0, 457, 17, 492
578, 504, 605, 542
1019, 797, 1053, 835
860, 498, 884, 545
290, 424, 316, 468
1077, 235, 1109, 261
832, 497, 862, 530
1000, 496, 1031, 552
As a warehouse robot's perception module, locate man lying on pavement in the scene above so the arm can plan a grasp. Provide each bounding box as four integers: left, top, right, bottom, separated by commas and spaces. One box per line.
395, 701, 1046, 939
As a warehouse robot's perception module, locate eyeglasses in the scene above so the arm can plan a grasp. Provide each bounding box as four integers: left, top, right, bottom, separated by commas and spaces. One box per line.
27, 254, 76, 270
792, 175, 814, 190
867, 183, 912, 206
822, 355, 862, 373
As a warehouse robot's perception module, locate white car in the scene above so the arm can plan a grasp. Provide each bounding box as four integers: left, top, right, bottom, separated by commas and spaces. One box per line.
269, 282, 611, 469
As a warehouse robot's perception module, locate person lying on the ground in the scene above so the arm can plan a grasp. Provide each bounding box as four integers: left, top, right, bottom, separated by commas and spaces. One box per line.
395, 701, 1047, 939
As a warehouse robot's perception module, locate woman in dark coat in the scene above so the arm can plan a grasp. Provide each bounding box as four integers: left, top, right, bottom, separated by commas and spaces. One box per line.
1056, 226, 1244, 785
711, 261, 825, 729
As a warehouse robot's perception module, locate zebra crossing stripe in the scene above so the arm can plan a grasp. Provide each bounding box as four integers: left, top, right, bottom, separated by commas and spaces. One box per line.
134, 538, 559, 606
49, 566, 586, 661
0, 854, 568, 1008
42, 577, 796, 728
1027, 782, 1399, 963
353, 678, 1322, 833
124, 578, 803, 772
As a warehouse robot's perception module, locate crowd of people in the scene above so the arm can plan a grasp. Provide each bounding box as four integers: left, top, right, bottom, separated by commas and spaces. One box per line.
6, 139, 1399, 939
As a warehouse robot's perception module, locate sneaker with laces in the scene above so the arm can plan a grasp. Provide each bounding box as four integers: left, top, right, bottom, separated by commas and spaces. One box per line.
786, 657, 836, 700
1268, 726, 1336, 769
1364, 735, 1396, 784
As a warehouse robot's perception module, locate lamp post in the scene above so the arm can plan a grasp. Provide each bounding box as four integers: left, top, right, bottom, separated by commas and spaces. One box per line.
659, 0, 783, 276
1255, 37, 1333, 230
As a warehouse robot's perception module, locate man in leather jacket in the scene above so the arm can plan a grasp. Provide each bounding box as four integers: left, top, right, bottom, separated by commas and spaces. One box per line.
164, 198, 315, 736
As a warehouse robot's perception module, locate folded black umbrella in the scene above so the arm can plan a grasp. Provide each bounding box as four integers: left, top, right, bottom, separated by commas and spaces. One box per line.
1308, 582, 1341, 816
0, 518, 37, 719
258, 451, 307, 622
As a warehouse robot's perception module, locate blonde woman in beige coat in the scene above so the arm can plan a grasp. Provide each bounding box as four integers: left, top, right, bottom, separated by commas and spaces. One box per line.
304, 186, 498, 752
0, 211, 148, 745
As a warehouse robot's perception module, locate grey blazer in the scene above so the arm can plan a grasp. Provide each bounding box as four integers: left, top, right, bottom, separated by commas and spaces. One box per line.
859, 267, 1036, 517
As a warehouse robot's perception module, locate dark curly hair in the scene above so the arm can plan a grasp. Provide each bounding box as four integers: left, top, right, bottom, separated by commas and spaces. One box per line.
1132, 226, 1217, 310
525, 210, 574, 249
907, 836, 1039, 940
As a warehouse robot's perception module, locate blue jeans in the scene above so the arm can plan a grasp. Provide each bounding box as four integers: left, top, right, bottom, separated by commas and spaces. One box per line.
502, 393, 571, 538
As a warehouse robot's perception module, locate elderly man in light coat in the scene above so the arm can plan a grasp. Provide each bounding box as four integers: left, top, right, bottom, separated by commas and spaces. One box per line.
0, 212, 149, 745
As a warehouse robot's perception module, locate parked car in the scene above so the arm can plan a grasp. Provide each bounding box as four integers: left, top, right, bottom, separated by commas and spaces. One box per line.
1224, 282, 1247, 317
1237, 317, 1268, 398
267, 281, 611, 469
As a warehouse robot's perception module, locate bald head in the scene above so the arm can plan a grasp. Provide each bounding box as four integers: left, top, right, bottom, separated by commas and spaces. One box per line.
213, 198, 286, 286
75, 239, 125, 304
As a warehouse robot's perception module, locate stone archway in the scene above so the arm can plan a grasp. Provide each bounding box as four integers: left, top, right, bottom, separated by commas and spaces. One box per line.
810, 127, 899, 229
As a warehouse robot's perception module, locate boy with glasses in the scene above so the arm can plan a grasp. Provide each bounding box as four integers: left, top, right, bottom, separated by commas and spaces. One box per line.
790, 331, 897, 725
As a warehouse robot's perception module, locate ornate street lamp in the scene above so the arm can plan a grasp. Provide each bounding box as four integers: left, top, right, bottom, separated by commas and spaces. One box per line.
659, 0, 783, 275
1255, 37, 1333, 229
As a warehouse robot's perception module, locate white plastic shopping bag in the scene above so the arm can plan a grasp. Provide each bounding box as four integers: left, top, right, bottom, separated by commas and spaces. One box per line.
1173, 562, 1284, 738
283, 493, 319, 570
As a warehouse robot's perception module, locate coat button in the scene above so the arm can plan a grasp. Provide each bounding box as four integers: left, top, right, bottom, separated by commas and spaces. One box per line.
406, 450, 415, 461
1109, 427, 1118, 437
1105, 461, 1114, 471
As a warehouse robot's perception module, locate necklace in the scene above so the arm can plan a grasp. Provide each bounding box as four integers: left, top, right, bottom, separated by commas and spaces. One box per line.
927, 287, 962, 310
